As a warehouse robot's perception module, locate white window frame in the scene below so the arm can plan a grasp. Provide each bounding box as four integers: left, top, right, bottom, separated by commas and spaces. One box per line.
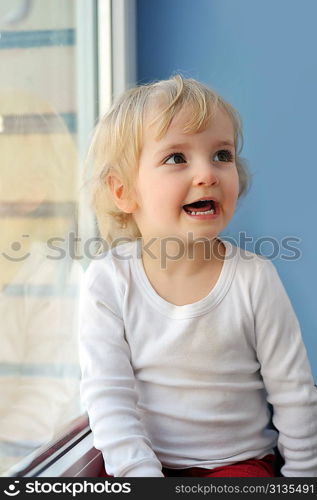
109, 0, 136, 108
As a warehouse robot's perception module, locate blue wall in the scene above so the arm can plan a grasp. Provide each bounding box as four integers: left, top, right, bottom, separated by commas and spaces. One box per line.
137, 0, 317, 377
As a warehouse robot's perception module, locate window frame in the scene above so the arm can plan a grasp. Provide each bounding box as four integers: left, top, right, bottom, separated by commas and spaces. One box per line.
6, 414, 102, 477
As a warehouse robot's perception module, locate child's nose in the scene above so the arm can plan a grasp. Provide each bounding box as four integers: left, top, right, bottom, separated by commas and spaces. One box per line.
192, 162, 219, 187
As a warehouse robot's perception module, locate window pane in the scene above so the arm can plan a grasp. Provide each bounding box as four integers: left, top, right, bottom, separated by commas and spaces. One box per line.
0, 0, 98, 475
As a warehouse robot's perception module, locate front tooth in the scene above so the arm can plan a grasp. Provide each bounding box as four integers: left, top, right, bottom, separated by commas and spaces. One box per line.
189, 209, 215, 215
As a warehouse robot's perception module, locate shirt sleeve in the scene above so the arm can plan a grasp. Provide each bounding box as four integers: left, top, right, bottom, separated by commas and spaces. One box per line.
252, 257, 317, 476
78, 256, 164, 477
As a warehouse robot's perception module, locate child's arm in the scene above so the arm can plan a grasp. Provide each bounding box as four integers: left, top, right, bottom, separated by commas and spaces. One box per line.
252, 257, 317, 477
79, 257, 164, 477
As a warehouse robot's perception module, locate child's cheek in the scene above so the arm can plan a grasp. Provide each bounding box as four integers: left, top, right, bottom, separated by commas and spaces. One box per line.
231, 169, 240, 201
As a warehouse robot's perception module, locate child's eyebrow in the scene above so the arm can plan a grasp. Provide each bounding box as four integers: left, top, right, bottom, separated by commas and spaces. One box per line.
156, 142, 189, 153
155, 139, 235, 156
213, 140, 235, 148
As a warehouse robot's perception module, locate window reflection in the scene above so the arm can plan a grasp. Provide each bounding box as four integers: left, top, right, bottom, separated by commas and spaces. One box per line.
0, 91, 82, 475
0, 0, 101, 475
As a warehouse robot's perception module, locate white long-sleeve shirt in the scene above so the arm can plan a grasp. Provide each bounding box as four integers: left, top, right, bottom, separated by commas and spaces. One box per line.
79, 237, 317, 477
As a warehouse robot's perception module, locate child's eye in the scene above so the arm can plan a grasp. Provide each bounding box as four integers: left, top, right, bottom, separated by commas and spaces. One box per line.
213, 149, 235, 162
165, 153, 186, 165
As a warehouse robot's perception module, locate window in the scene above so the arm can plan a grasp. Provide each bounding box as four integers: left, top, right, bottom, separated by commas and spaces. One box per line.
0, 0, 107, 476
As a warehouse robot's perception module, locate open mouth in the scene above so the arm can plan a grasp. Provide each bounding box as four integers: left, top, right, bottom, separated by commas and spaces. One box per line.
182, 199, 217, 216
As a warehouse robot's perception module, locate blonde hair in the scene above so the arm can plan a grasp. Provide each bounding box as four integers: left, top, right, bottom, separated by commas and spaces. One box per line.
88, 75, 251, 246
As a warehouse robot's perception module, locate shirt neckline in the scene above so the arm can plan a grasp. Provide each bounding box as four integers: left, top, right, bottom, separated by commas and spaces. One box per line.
131, 237, 239, 319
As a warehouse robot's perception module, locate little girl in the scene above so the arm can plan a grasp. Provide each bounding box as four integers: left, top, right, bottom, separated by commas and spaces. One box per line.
79, 75, 317, 477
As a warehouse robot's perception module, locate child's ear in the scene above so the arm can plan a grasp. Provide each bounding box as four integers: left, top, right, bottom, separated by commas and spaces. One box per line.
106, 174, 138, 214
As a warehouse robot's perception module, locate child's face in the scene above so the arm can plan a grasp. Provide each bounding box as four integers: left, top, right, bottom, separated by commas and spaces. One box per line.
131, 104, 239, 243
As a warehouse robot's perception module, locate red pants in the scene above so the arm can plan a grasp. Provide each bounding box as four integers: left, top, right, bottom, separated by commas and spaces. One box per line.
99, 454, 276, 477
163, 454, 276, 477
